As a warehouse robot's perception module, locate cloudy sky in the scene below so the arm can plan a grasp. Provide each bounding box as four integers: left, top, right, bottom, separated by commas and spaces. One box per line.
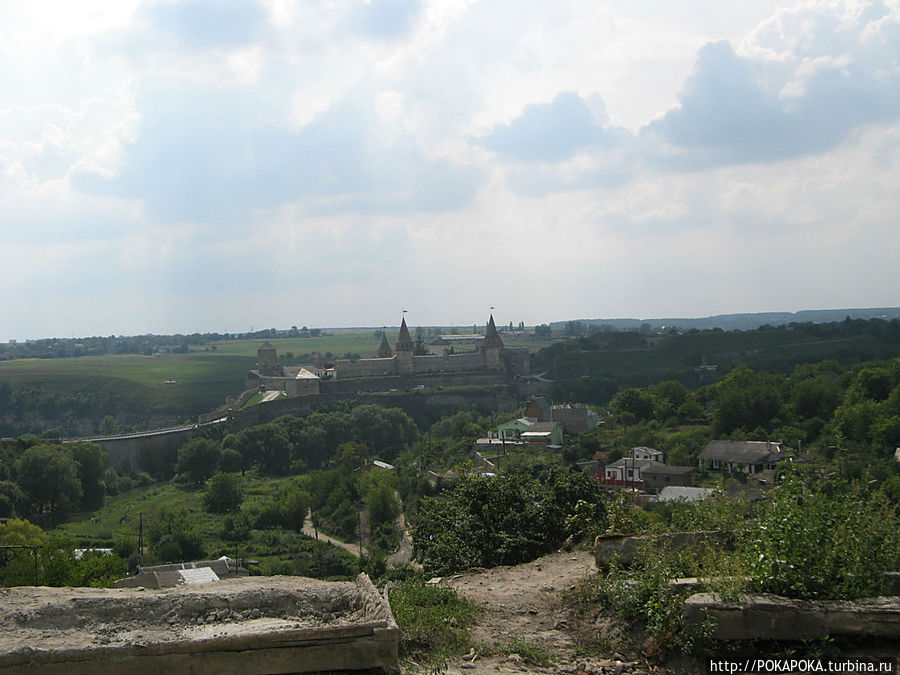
2, 0, 899, 339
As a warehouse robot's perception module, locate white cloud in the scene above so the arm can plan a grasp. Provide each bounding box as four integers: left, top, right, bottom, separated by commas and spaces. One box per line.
1, 0, 898, 338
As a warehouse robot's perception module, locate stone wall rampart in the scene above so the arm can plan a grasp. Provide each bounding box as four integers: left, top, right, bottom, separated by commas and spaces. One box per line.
684, 592, 900, 640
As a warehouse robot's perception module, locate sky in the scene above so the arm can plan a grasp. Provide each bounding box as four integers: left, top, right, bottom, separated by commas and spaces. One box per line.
2, 0, 899, 339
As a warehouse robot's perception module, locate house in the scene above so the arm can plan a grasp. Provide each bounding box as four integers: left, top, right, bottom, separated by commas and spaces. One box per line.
599, 447, 695, 489
114, 556, 250, 589
699, 440, 786, 475
519, 421, 563, 446
549, 403, 600, 435
632, 446, 664, 462
497, 417, 537, 440
523, 397, 601, 436
640, 463, 696, 489
524, 397, 551, 421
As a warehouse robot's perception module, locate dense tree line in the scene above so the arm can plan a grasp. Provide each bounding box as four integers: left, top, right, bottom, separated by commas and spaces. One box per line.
0, 333, 230, 360
0, 438, 106, 527
536, 317, 900, 405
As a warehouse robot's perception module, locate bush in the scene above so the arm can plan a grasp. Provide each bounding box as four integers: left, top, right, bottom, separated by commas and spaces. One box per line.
147, 509, 204, 563
574, 543, 714, 656
413, 469, 604, 576
747, 467, 900, 600
203, 473, 244, 513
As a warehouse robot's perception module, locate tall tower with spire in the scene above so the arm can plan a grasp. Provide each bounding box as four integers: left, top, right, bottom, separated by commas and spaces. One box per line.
482, 314, 503, 370
395, 316, 415, 375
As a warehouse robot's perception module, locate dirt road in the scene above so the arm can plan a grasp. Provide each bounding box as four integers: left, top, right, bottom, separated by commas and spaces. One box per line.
302, 510, 364, 558
434, 549, 660, 675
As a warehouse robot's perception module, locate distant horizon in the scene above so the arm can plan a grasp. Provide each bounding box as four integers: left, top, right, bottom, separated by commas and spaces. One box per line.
6, 305, 899, 343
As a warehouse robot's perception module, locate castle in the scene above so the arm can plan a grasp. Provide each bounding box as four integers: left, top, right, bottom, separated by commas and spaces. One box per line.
245, 315, 529, 398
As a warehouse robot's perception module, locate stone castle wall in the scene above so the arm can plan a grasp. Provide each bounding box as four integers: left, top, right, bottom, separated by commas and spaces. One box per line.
412, 351, 486, 373
334, 350, 499, 379
334, 357, 397, 379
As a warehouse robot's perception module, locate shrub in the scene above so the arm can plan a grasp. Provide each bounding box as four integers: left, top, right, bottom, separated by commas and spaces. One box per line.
747, 467, 900, 600
413, 469, 604, 576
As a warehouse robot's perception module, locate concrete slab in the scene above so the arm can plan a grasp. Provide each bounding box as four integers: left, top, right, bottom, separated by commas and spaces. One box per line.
0, 574, 398, 673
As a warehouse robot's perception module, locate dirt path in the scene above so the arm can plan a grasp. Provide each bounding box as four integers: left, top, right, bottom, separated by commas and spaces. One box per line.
435, 549, 658, 675
302, 510, 364, 558
387, 508, 415, 566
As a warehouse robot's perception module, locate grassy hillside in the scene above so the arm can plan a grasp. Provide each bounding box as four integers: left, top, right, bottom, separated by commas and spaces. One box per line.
0, 353, 249, 420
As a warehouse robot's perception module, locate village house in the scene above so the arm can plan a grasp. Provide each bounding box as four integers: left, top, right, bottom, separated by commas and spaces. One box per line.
698, 440, 786, 475
599, 447, 695, 489
523, 397, 600, 435
497, 417, 538, 441
520, 421, 563, 446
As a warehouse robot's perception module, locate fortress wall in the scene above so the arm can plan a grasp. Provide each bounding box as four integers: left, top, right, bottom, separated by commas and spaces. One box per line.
334, 357, 396, 379
319, 372, 504, 394
284, 378, 320, 397
81, 425, 206, 476
412, 352, 484, 373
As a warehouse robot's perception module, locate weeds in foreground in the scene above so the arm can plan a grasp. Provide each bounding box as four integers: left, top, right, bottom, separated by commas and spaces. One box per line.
388, 580, 481, 666
569, 545, 717, 657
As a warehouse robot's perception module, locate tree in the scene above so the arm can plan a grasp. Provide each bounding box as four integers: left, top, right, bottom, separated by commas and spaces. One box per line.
147, 509, 204, 563
712, 366, 785, 435
534, 324, 552, 337
15, 444, 82, 523
203, 473, 244, 513
67, 442, 106, 510
276, 483, 311, 532
334, 441, 369, 471
99, 415, 119, 435
176, 437, 222, 485
612, 388, 657, 423
358, 469, 399, 529
224, 424, 292, 475
0, 480, 25, 517
414, 333, 429, 356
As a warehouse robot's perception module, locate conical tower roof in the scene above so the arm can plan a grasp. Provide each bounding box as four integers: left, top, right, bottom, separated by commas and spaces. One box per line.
395, 317, 414, 351
484, 314, 503, 347
377, 332, 393, 358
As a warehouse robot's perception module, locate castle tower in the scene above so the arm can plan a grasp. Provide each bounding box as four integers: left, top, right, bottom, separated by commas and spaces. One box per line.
257, 341, 279, 375
395, 317, 414, 375
482, 315, 503, 370
377, 332, 393, 358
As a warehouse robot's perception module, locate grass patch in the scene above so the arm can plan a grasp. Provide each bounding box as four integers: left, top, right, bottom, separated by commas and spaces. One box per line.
480, 639, 555, 667
388, 580, 482, 666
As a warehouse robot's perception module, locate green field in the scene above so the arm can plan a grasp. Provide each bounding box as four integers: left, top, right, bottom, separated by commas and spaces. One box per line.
0, 352, 250, 420
0, 330, 562, 432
